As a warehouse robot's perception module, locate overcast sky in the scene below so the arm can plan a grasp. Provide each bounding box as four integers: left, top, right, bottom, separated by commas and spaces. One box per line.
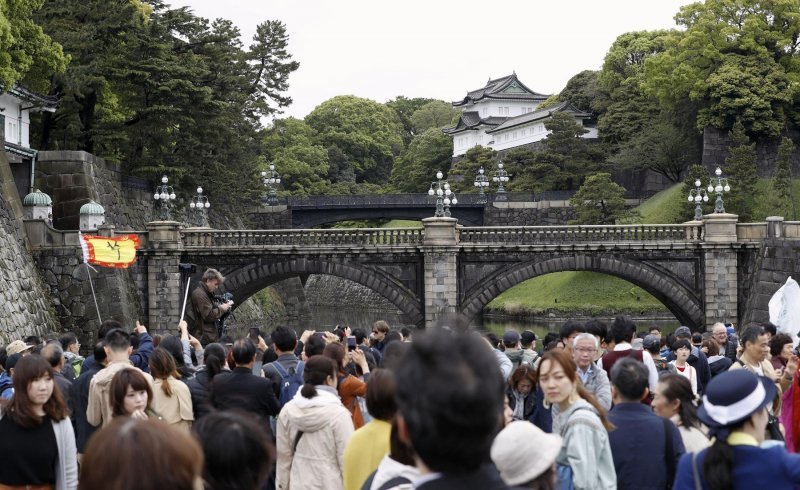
168, 0, 696, 120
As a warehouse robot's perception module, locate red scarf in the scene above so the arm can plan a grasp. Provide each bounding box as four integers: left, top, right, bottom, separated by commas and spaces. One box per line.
793, 372, 800, 452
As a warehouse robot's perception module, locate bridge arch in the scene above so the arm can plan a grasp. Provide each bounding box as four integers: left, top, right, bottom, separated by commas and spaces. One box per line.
460, 253, 704, 328
221, 258, 424, 326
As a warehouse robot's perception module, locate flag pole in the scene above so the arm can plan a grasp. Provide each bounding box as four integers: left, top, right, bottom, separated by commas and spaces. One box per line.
85, 263, 102, 323
180, 278, 191, 320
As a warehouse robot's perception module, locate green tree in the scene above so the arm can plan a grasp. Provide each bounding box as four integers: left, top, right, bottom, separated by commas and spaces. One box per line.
246, 20, 300, 118
305, 95, 404, 184
0, 0, 67, 91
263, 118, 330, 195
503, 147, 559, 193
389, 128, 452, 193
385, 96, 436, 145
724, 121, 758, 220
610, 119, 698, 183
569, 173, 638, 224
772, 137, 796, 219
447, 145, 496, 193
408, 100, 458, 134
534, 112, 603, 190
557, 70, 604, 113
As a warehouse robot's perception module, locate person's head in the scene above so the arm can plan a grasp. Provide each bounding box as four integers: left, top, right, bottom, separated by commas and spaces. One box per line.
93, 341, 108, 366
740, 323, 768, 362
149, 347, 180, 397
491, 420, 561, 488
353, 328, 368, 346
485, 332, 501, 349
672, 339, 692, 363
300, 355, 338, 398
692, 332, 703, 346
652, 374, 700, 429
41, 342, 64, 370
385, 330, 403, 347
98, 319, 123, 340
59, 332, 80, 354
520, 330, 537, 349
381, 340, 408, 371
270, 326, 297, 354
322, 341, 347, 373
372, 320, 390, 341
103, 328, 132, 361
648, 325, 662, 338
770, 333, 793, 361
674, 326, 692, 340
202, 268, 225, 293
762, 322, 777, 340
698, 370, 776, 488
643, 334, 661, 355
231, 338, 257, 367
110, 367, 153, 417
559, 320, 585, 349
395, 329, 503, 473
701, 339, 719, 357
571, 333, 599, 370
5, 339, 33, 356
192, 410, 275, 490
365, 369, 397, 421
537, 349, 612, 429
584, 319, 607, 346
81, 417, 203, 490
509, 364, 536, 396
502, 331, 520, 349
610, 315, 636, 344
400, 327, 412, 341
610, 357, 650, 403
203, 343, 227, 380
158, 335, 187, 368
303, 334, 326, 359
6, 355, 67, 427
711, 322, 728, 347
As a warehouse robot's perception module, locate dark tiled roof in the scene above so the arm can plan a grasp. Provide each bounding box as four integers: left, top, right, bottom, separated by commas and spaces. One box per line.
442, 113, 509, 134
6, 84, 58, 111
485, 101, 590, 134
453, 73, 549, 106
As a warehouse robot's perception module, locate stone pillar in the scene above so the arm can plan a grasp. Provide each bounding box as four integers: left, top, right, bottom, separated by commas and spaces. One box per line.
422, 217, 459, 328
702, 213, 739, 327
767, 216, 784, 238
146, 221, 183, 333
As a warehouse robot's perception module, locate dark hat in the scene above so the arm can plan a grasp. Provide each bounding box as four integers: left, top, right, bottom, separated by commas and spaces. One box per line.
698, 370, 776, 429
674, 326, 692, 339
502, 331, 520, 345
4, 353, 22, 371
520, 330, 537, 345
643, 334, 660, 350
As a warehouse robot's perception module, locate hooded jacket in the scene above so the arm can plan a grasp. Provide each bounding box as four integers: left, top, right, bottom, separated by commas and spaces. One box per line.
276, 386, 354, 490
87, 362, 154, 427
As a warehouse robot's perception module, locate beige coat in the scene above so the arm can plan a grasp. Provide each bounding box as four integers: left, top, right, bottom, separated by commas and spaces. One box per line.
87, 362, 154, 427
729, 357, 790, 414
151, 378, 194, 431
276, 386, 354, 490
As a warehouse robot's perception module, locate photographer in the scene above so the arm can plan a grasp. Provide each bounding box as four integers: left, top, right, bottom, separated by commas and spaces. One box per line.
190, 268, 233, 346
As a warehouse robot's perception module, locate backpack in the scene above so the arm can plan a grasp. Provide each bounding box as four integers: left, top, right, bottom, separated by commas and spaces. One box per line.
271, 361, 305, 408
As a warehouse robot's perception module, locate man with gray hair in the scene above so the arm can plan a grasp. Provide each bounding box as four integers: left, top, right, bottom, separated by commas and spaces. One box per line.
42, 342, 73, 409
711, 322, 738, 362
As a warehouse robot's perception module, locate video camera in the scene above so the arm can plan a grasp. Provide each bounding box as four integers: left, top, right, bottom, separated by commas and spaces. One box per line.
213, 292, 234, 338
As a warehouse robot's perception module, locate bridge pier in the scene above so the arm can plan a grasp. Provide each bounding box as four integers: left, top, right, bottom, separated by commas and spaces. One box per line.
145, 221, 183, 333
702, 213, 739, 328
422, 218, 460, 328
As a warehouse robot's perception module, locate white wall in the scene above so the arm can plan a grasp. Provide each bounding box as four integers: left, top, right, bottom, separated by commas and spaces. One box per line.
471, 99, 542, 118
488, 118, 596, 152
0, 93, 30, 147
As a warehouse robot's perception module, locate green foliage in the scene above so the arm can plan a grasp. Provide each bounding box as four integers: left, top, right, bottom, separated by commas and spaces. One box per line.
389, 128, 452, 193
557, 70, 603, 113
611, 119, 698, 183
385, 95, 436, 144
503, 147, 554, 193
0, 0, 67, 91
262, 118, 330, 195
408, 100, 458, 134
569, 173, 637, 224
534, 112, 603, 190
635, 183, 686, 224
772, 137, 796, 219
724, 121, 758, 220
678, 164, 714, 221
447, 145, 496, 193
305, 95, 404, 185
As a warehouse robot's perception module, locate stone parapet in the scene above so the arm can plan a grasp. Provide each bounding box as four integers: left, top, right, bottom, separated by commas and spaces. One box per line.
703, 213, 738, 243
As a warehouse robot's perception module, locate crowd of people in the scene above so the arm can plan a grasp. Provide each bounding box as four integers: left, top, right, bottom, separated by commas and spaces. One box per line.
1, 273, 800, 489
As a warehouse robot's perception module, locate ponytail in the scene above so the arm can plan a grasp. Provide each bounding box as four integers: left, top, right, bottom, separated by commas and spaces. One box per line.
300, 384, 317, 398
703, 438, 735, 490
300, 355, 338, 399
203, 343, 226, 381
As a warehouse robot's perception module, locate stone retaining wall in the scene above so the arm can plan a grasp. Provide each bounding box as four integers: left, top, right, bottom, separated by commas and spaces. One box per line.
703, 127, 800, 177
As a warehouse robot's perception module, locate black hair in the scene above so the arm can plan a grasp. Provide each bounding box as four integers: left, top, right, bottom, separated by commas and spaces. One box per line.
365, 369, 397, 421
98, 319, 123, 340
192, 410, 275, 490
103, 329, 131, 352
740, 323, 766, 348
270, 326, 297, 353
232, 338, 257, 366
762, 322, 777, 337
610, 315, 636, 344
353, 328, 368, 345
649, 325, 662, 333
300, 355, 337, 398
672, 339, 692, 352
703, 419, 749, 490
395, 329, 504, 473
304, 335, 326, 358
93, 342, 107, 364
203, 343, 226, 381
692, 333, 703, 344
24, 335, 41, 346
584, 319, 607, 341
380, 340, 408, 371
770, 333, 793, 358
130, 332, 140, 351
610, 357, 649, 402
400, 327, 412, 339
41, 343, 63, 368
0, 347, 6, 374
485, 332, 501, 349
658, 374, 701, 430
559, 320, 585, 341
385, 331, 403, 346
59, 333, 78, 351
542, 332, 559, 348
159, 335, 194, 379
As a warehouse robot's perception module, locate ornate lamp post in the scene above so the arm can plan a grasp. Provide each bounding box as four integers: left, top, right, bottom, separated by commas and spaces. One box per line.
153, 175, 176, 221
189, 186, 210, 227
687, 178, 710, 220
428, 170, 458, 217
707, 166, 731, 214
474, 166, 490, 204
261, 162, 281, 206
492, 162, 510, 201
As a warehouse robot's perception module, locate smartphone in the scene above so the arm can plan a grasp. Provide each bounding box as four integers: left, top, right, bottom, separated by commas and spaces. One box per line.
313, 331, 326, 339
347, 336, 357, 351
249, 327, 260, 342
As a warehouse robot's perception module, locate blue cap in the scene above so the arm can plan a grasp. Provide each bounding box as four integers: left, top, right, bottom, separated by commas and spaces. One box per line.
698, 370, 776, 429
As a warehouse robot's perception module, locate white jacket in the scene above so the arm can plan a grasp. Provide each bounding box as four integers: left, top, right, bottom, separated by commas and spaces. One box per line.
276, 386, 354, 490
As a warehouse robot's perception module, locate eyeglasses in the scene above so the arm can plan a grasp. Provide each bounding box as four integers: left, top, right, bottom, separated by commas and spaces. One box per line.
575, 347, 597, 353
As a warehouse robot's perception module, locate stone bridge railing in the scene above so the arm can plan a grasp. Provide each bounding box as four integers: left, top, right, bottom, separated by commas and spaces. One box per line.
459, 223, 705, 244
181, 227, 424, 248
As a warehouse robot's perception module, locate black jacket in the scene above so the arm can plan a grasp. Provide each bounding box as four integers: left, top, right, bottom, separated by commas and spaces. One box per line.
417, 464, 521, 490
186, 367, 220, 421
210, 367, 280, 421
70, 363, 102, 453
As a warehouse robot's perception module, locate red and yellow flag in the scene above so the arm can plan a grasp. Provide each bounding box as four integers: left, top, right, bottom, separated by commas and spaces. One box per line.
79, 234, 140, 268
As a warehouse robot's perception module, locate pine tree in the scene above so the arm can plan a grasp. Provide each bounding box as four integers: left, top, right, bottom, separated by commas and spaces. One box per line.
724, 121, 757, 221
569, 173, 639, 224
773, 137, 796, 220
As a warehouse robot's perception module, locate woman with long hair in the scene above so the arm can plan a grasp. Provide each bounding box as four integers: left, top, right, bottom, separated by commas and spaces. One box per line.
109, 368, 160, 421
674, 369, 800, 489
148, 347, 193, 431
537, 349, 616, 490
187, 343, 227, 421
276, 355, 354, 490
652, 373, 708, 453
0, 355, 78, 490
323, 342, 370, 429
159, 335, 195, 381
